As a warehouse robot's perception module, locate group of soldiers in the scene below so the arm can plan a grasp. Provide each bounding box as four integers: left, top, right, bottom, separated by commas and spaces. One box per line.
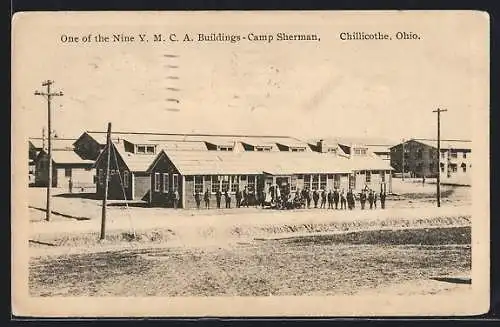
194, 186, 255, 209
271, 186, 387, 210
194, 184, 387, 210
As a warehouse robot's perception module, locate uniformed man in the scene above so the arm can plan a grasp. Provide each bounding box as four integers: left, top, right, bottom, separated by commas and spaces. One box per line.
68, 178, 73, 194
346, 189, 353, 210
327, 189, 334, 209
340, 189, 347, 210
305, 189, 312, 208
173, 190, 180, 209
320, 189, 327, 208
224, 189, 231, 208
235, 187, 242, 208
374, 191, 378, 209
380, 191, 386, 209
360, 190, 366, 210
204, 188, 210, 209
243, 186, 249, 208
194, 190, 201, 209
333, 188, 340, 209
215, 188, 222, 209
313, 189, 319, 208
368, 190, 374, 209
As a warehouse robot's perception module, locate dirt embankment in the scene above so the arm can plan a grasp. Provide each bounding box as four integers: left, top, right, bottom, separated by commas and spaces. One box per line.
29, 212, 471, 257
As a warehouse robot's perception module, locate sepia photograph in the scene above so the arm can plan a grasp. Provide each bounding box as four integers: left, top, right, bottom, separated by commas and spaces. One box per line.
11, 10, 490, 317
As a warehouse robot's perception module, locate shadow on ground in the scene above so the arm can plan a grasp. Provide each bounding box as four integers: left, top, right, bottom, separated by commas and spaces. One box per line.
29, 206, 91, 221
430, 276, 471, 284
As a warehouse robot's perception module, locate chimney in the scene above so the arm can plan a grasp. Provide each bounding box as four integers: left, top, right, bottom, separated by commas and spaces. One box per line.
317, 139, 326, 153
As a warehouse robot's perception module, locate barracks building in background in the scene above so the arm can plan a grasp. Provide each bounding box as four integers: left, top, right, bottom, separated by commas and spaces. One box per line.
30, 131, 395, 209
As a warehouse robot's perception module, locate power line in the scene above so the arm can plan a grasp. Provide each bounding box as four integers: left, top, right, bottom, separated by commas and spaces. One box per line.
34, 80, 64, 222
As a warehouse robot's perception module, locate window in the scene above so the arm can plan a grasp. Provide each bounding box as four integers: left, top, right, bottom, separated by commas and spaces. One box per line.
162, 173, 169, 193
354, 148, 367, 155
194, 176, 203, 194
441, 152, 446, 159
256, 146, 272, 152
248, 175, 257, 192
211, 176, 221, 193
327, 148, 337, 153
463, 152, 467, 159
349, 174, 356, 189
221, 175, 230, 192
154, 173, 161, 192
461, 163, 467, 173
450, 151, 458, 159
320, 174, 327, 190
416, 163, 423, 172
304, 175, 311, 190
380, 171, 385, 182
136, 145, 155, 154
97, 169, 103, 185
311, 175, 319, 190
124, 171, 129, 188
417, 149, 423, 159
290, 175, 297, 191
334, 175, 341, 188
429, 163, 434, 171
290, 147, 306, 152
64, 168, 72, 177
450, 164, 458, 173
230, 176, 240, 192
366, 171, 371, 183
172, 174, 179, 192
440, 163, 445, 173
218, 146, 233, 151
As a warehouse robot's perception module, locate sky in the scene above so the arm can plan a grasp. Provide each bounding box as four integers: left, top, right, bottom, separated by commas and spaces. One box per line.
12, 11, 488, 143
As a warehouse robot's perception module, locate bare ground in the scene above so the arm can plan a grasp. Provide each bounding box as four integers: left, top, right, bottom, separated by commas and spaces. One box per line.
29, 226, 471, 297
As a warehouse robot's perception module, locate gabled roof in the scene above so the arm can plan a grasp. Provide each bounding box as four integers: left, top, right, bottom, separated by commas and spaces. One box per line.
37, 149, 94, 165
147, 150, 393, 176
29, 138, 76, 150
390, 139, 472, 151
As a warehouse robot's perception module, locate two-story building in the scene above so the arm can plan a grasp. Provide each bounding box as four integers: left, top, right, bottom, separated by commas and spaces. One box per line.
389, 139, 471, 184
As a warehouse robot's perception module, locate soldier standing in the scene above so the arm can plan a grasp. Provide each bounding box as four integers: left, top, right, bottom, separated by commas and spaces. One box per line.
368, 190, 374, 209
327, 189, 334, 209
346, 190, 353, 210
320, 189, 327, 208
340, 189, 347, 210
360, 190, 366, 210
243, 186, 249, 208
224, 189, 231, 208
216, 188, 222, 209
305, 189, 312, 208
235, 187, 242, 208
204, 188, 210, 209
173, 190, 180, 209
194, 190, 201, 209
380, 191, 386, 209
68, 178, 73, 194
333, 188, 340, 209
313, 189, 320, 208
374, 191, 378, 209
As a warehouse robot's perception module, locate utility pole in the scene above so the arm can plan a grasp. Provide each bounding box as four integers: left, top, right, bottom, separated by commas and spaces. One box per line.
433, 108, 447, 207
100, 122, 112, 240
34, 80, 64, 222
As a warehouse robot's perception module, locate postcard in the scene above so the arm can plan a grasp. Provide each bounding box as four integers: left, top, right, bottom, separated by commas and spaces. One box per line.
11, 10, 490, 317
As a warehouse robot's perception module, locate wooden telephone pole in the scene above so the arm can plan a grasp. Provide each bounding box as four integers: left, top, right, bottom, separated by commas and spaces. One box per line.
34, 80, 63, 221
433, 108, 447, 207
100, 123, 112, 240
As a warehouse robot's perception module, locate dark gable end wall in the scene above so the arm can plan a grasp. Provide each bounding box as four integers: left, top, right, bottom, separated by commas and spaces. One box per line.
150, 152, 182, 207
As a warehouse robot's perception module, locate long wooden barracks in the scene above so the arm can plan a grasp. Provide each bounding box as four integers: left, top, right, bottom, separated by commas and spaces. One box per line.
87, 132, 393, 209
